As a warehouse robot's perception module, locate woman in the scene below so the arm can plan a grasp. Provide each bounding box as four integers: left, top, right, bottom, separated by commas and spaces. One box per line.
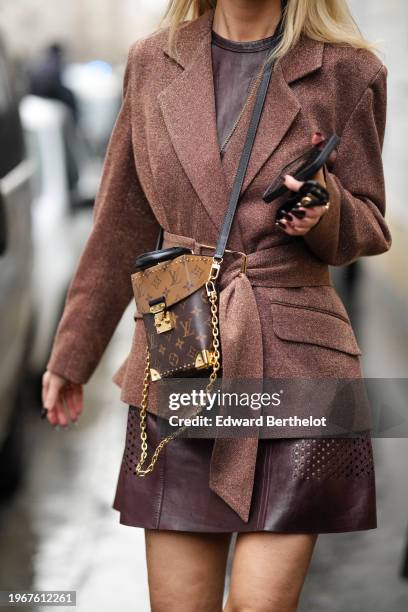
42, 0, 391, 610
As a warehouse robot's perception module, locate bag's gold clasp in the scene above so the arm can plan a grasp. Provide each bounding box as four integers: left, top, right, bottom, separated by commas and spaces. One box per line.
149, 299, 174, 334
206, 257, 222, 297
208, 257, 222, 280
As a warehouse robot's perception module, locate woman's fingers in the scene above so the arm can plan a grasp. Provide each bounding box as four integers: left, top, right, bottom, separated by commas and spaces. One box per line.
278, 206, 328, 235
44, 396, 67, 427
43, 372, 66, 411
42, 370, 84, 427
70, 384, 84, 417
278, 218, 308, 235
64, 385, 84, 422
283, 173, 303, 192
41, 371, 50, 410
279, 171, 329, 235
55, 396, 69, 427
311, 132, 325, 147
46, 391, 82, 428
63, 391, 77, 423
46, 406, 59, 427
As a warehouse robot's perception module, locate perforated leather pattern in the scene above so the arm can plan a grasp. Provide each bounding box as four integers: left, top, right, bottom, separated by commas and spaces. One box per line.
123, 408, 374, 480
123, 406, 141, 474
291, 437, 374, 479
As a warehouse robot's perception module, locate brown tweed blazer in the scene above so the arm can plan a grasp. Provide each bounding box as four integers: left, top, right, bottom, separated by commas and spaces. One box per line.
46, 9, 391, 521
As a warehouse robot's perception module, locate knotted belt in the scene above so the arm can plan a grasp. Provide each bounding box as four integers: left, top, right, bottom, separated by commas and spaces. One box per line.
163, 229, 331, 522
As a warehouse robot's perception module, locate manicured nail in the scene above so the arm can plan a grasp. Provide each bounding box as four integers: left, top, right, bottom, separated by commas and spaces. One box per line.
54, 425, 61, 431
275, 221, 286, 229
291, 210, 306, 219
283, 212, 294, 221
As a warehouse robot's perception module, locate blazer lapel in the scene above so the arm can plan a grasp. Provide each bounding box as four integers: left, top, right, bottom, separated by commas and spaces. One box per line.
221, 33, 325, 195
158, 11, 325, 235
158, 10, 230, 233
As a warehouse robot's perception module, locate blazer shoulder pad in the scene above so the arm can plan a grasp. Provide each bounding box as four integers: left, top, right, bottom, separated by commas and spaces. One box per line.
323, 42, 387, 117
323, 41, 386, 96
324, 42, 385, 79
127, 25, 170, 65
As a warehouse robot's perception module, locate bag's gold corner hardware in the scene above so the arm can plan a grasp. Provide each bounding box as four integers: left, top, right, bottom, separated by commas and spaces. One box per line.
149, 300, 175, 334
195, 349, 215, 369
150, 367, 161, 381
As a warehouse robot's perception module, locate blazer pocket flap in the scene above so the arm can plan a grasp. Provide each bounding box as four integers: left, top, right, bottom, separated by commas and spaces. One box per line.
270, 302, 362, 355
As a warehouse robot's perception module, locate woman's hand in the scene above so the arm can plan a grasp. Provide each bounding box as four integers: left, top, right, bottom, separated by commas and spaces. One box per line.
277, 132, 333, 236
42, 370, 84, 428
277, 167, 329, 236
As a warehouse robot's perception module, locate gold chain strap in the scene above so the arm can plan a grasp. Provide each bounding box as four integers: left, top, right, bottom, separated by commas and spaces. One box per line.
134, 264, 222, 477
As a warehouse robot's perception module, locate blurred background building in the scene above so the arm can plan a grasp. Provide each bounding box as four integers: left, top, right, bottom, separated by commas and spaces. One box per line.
0, 1, 407, 611
0, 0, 167, 62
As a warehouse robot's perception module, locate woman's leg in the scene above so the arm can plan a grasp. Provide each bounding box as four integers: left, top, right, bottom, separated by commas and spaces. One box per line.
144, 528, 232, 612
224, 532, 318, 612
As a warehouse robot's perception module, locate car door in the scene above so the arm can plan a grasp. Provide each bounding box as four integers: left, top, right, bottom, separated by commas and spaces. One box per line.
0, 39, 34, 444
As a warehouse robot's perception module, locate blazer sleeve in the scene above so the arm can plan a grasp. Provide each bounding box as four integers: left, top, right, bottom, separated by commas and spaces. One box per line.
303, 63, 392, 266
45, 44, 160, 384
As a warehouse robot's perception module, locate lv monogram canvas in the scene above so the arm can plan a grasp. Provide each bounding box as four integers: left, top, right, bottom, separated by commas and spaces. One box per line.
131, 254, 217, 380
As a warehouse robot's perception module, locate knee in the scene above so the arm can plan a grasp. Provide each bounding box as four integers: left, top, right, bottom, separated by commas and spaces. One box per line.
224, 604, 297, 612
151, 589, 223, 612
224, 593, 298, 612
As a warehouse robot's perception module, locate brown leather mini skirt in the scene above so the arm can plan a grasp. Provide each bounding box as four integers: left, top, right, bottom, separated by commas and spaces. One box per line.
112, 405, 377, 533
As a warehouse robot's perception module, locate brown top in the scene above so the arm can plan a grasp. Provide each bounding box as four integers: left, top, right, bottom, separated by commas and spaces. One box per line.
211, 26, 282, 156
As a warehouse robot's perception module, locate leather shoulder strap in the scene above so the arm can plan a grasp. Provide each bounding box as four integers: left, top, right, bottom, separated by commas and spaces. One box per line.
155, 226, 164, 250
214, 59, 275, 261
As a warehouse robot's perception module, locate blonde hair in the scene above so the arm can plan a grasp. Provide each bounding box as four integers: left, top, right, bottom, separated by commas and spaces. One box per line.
162, 0, 378, 63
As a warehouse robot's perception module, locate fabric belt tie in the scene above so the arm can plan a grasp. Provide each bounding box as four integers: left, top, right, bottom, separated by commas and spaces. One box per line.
162, 230, 331, 522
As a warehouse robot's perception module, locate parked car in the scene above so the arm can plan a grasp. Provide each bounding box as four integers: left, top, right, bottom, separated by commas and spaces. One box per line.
0, 38, 34, 497
19, 95, 95, 380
